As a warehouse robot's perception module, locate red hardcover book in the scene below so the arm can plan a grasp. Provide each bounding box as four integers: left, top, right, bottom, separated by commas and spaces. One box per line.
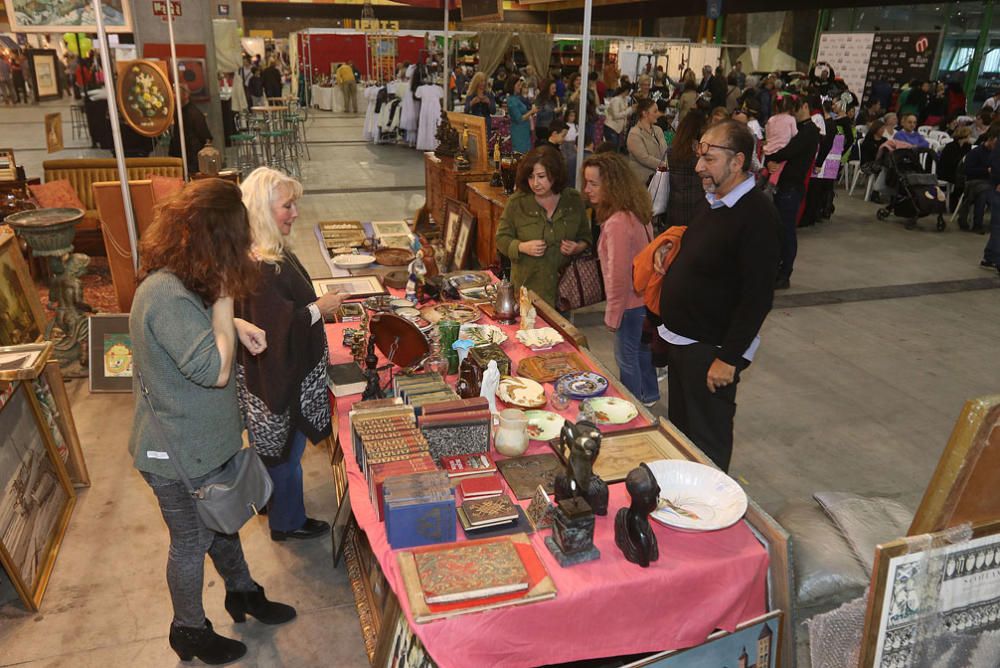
421, 396, 490, 416
417, 409, 493, 427
439, 452, 496, 478
459, 474, 503, 500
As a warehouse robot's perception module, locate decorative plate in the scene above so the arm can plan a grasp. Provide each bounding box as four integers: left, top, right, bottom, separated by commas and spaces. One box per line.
391, 298, 415, 309
515, 328, 565, 351
333, 253, 375, 269
645, 460, 749, 532
580, 396, 638, 425
459, 323, 508, 347
443, 271, 491, 290
555, 371, 609, 399
524, 410, 565, 441
420, 302, 482, 325
374, 248, 415, 266
396, 307, 421, 319
497, 376, 547, 409
364, 295, 395, 312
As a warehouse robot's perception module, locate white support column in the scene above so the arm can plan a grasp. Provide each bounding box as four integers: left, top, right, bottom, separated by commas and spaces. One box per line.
166, 0, 188, 180
443, 1, 450, 109
92, 0, 139, 271
575, 0, 593, 190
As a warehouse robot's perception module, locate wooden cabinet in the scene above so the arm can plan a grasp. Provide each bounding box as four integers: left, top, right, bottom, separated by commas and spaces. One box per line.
423, 152, 491, 226
465, 181, 509, 269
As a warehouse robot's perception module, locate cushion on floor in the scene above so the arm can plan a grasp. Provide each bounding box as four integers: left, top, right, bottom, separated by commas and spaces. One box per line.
813, 491, 913, 574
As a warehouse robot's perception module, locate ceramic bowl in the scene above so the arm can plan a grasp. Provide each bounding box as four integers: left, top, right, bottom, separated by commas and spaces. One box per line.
332, 253, 375, 269
459, 323, 508, 347
515, 327, 565, 351
645, 460, 748, 532
497, 376, 547, 409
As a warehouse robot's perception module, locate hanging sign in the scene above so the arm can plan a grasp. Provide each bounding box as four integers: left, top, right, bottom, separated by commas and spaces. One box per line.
706, 0, 723, 20
115, 60, 175, 138
152, 0, 182, 22
862, 31, 939, 103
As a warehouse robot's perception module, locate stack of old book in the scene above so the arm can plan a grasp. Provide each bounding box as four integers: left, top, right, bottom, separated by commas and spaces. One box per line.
384, 471, 456, 549
394, 374, 460, 413
417, 397, 493, 464
458, 494, 522, 534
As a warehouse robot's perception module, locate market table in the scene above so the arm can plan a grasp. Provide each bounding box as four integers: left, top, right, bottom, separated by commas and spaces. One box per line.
311, 84, 334, 111
324, 292, 773, 668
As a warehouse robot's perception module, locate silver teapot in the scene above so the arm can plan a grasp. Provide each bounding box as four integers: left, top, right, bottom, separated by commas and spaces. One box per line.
493, 278, 519, 325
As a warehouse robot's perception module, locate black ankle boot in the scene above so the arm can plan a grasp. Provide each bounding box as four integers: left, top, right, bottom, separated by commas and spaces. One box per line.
225, 582, 297, 625
168, 619, 246, 665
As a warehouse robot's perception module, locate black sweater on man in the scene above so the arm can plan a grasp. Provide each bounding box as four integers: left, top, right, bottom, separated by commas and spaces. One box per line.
659, 188, 781, 366
767, 119, 820, 193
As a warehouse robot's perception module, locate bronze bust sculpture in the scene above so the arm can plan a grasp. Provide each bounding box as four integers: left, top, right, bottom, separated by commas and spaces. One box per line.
554, 420, 609, 516
433, 109, 460, 159
614, 463, 661, 567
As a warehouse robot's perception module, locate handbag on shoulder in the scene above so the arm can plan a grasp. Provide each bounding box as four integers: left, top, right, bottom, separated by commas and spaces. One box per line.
138, 371, 273, 535
556, 250, 606, 312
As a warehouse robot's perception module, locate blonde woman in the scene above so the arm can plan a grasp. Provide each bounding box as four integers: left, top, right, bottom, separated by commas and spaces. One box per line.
581, 152, 659, 405
464, 71, 497, 136
236, 167, 344, 542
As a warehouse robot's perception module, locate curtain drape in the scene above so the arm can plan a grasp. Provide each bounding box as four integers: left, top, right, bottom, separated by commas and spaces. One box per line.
477, 32, 514, 79
518, 32, 554, 81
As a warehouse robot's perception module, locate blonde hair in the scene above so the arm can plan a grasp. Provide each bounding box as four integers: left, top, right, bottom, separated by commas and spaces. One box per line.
467, 72, 487, 97
240, 167, 303, 264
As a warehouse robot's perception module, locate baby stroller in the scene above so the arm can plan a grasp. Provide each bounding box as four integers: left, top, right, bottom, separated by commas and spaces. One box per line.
875, 147, 947, 231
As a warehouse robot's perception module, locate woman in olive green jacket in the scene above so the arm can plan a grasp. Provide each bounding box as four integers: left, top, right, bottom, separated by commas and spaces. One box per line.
495, 146, 592, 307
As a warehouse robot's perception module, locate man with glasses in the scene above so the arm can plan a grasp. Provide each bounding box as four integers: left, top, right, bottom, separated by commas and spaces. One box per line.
656, 121, 780, 472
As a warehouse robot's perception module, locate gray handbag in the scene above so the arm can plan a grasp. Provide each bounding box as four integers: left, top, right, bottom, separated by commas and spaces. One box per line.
138, 371, 273, 535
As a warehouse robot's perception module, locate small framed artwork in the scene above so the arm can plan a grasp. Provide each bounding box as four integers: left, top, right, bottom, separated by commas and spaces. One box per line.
443, 198, 464, 260
88, 314, 134, 393
0, 341, 53, 381
29, 50, 62, 101
452, 206, 476, 272
44, 113, 63, 153
0, 229, 47, 346
591, 426, 687, 484
859, 519, 1000, 667
371, 221, 411, 239
312, 275, 387, 300
0, 382, 76, 611
623, 610, 782, 667
378, 234, 413, 250
40, 361, 90, 487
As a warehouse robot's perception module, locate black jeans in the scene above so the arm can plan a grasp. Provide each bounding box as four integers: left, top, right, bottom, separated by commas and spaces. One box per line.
665, 342, 745, 472
142, 470, 256, 628
773, 188, 803, 281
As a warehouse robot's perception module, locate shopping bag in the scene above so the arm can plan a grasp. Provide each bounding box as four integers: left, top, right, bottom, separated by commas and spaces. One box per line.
648, 169, 670, 216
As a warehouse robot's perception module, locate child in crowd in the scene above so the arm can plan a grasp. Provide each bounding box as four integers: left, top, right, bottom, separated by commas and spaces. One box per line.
763, 94, 798, 186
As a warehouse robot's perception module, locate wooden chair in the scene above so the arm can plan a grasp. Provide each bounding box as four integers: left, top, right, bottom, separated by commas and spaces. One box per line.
92, 180, 159, 312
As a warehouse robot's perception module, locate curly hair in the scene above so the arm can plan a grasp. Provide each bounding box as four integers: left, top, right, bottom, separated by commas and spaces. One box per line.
139, 178, 258, 304
581, 152, 652, 224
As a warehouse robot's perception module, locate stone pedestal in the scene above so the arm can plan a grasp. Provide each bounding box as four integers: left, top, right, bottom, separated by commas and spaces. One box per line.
545, 497, 599, 567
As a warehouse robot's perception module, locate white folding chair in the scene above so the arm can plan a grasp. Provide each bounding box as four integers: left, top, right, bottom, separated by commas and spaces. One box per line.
929, 130, 950, 143
918, 126, 932, 136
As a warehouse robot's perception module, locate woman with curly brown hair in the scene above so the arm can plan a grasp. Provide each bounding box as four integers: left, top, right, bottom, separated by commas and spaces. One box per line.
581, 152, 659, 405
130, 178, 296, 665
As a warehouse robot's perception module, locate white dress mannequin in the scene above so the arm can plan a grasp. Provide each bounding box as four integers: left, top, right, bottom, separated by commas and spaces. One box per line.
363, 85, 380, 142
399, 64, 420, 146
414, 84, 444, 151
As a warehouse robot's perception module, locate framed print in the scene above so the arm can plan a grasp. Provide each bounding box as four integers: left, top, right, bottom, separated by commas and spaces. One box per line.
371, 221, 411, 239
4, 0, 133, 33
115, 60, 175, 138
622, 610, 782, 667
0, 382, 76, 611
29, 50, 61, 100
40, 361, 89, 487
0, 229, 46, 346
44, 113, 63, 153
443, 198, 464, 260
0, 341, 52, 381
87, 314, 133, 393
312, 275, 387, 300
860, 520, 1000, 667
909, 395, 1000, 536
378, 234, 413, 250
452, 206, 476, 272
590, 426, 687, 484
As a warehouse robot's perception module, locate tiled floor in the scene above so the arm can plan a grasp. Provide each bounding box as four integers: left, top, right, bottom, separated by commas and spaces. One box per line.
2, 99, 999, 667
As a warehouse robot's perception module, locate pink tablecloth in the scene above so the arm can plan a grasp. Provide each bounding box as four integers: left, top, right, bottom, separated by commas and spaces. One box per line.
326, 309, 768, 668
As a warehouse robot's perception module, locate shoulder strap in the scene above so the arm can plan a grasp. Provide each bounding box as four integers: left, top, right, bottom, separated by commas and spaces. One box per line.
136, 370, 198, 495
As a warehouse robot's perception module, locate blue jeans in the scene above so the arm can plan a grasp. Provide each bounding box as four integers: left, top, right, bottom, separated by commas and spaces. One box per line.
773, 188, 803, 280
986, 191, 1000, 265
267, 430, 308, 532
603, 127, 620, 150
614, 307, 660, 404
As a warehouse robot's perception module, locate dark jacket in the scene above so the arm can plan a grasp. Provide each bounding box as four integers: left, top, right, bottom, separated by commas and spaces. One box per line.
168, 101, 213, 175
937, 141, 971, 184
965, 144, 991, 181
767, 119, 821, 194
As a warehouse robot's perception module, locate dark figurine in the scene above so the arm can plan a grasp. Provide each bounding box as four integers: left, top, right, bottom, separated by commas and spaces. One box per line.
614, 464, 661, 567
434, 109, 461, 159
554, 420, 609, 516
361, 337, 384, 400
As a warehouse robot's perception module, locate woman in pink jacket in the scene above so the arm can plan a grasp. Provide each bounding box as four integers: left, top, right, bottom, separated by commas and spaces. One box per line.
581, 152, 659, 405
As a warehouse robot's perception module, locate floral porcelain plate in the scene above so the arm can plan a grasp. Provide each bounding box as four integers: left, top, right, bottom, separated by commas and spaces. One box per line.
420, 302, 482, 325
515, 327, 565, 351
332, 253, 376, 269
459, 323, 508, 347
580, 396, 638, 425
524, 410, 565, 441
645, 460, 748, 532
555, 371, 609, 399
497, 376, 547, 409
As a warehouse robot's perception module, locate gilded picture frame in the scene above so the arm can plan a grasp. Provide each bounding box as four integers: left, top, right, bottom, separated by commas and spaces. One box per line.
0, 229, 47, 347
312, 275, 387, 300
39, 361, 90, 487
29, 50, 61, 100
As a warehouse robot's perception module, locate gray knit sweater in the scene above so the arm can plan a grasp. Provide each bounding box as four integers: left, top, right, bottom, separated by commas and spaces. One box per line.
129, 271, 243, 479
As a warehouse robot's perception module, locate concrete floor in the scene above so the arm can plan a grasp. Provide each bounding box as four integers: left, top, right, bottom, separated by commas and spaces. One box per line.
2, 99, 999, 666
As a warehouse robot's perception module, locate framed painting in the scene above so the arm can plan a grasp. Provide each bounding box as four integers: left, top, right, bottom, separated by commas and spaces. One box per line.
371, 221, 412, 239
0, 229, 46, 346
589, 426, 687, 484
39, 361, 89, 487
443, 198, 464, 261
622, 610, 782, 667
87, 314, 133, 393
312, 275, 387, 300
4, 0, 133, 33
452, 205, 476, 272
0, 341, 52, 381
447, 111, 489, 173
29, 50, 61, 100
44, 112, 63, 153
115, 60, 175, 138
909, 394, 1000, 536
0, 381, 76, 611
859, 519, 1000, 667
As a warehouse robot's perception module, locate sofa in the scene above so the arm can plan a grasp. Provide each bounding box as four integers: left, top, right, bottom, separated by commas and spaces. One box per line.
39, 158, 183, 255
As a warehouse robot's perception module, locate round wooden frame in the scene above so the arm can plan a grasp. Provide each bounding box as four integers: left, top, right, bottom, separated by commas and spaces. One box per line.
116, 60, 176, 138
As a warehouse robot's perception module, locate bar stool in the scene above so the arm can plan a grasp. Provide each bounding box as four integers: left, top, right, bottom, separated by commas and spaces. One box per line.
70, 103, 88, 140
229, 112, 261, 173
285, 101, 310, 161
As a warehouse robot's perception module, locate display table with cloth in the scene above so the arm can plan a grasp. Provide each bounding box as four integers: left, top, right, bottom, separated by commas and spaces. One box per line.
311, 84, 334, 111
323, 287, 782, 668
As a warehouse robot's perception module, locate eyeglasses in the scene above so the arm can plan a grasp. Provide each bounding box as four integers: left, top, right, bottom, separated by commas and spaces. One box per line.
695, 142, 735, 157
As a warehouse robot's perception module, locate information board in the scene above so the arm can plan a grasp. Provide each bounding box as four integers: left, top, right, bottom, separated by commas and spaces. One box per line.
816, 32, 874, 97
863, 32, 939, 103
460, 0, 502, 22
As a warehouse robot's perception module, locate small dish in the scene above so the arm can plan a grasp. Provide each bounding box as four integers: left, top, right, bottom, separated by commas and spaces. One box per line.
420, 302, 482, 325
524, 410, 565, 441
515, 327, 565, 351
555, 371, 609, 399
459, 323, 508, 347
443, 271, 491, 290
497, 376, 547, 409
579, 396, 638, 425
333, 253, 376, 269
391, 298, 415, 309
364, 295, 395, 312
374, 248, 415, 266
396, 307, 421, 319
